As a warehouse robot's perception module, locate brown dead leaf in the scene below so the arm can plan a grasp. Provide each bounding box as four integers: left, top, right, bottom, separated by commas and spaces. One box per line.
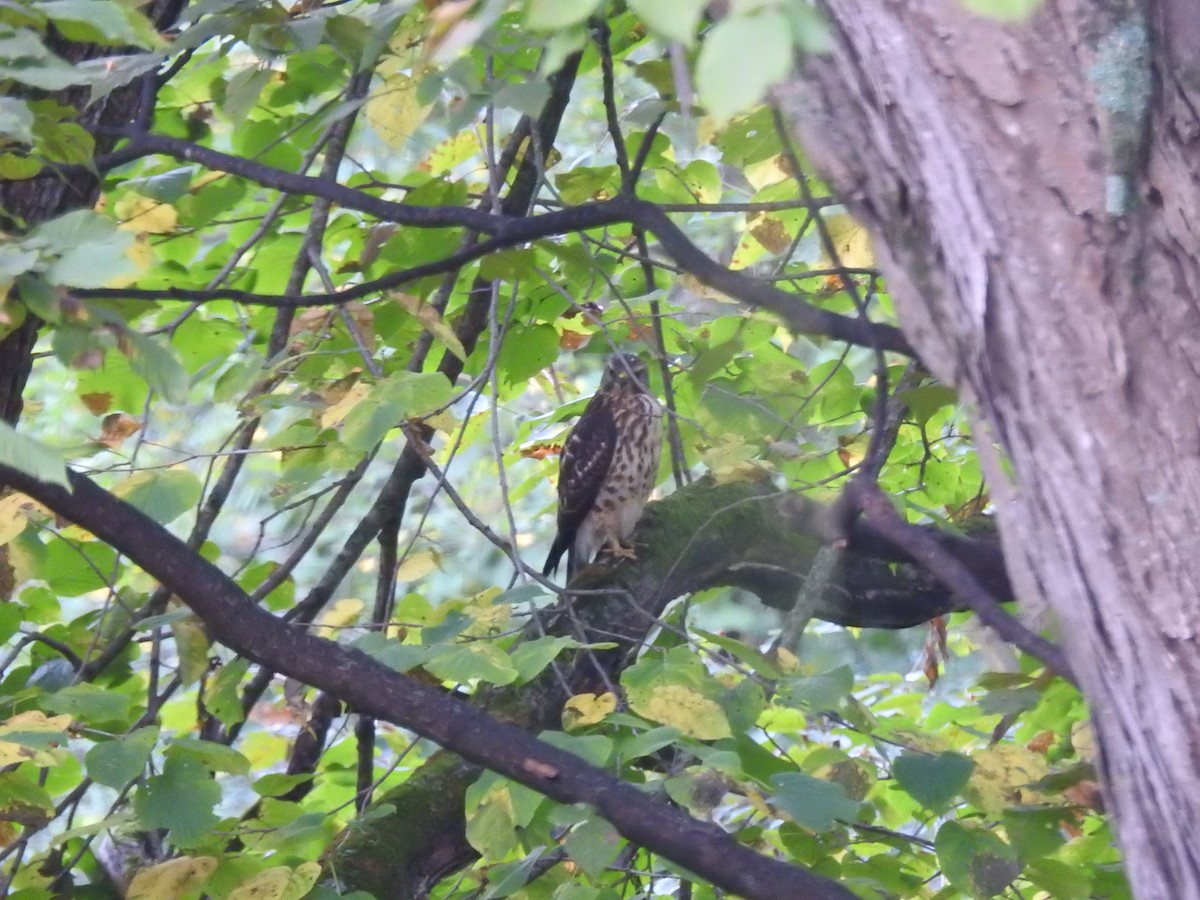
320, 369, 363, 406
920, 616, 948, 688
1027, 730, 1056, 755
1064, 780, 1104, 814
558, 329, 590, 351
520, 443, 562, 460
625, 320, 655, 342
80, 392, 112, 415
97, 413, 141, 449
749, 215, 791, 254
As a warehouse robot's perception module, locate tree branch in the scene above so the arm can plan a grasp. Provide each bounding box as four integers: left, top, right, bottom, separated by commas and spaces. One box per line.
0, 464, 857, 900
74, 133, 913, 354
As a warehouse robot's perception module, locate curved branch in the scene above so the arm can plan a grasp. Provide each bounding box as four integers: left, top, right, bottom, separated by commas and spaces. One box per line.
0, 465, 857, 900
328, 476, 1012, 892
73, 132, 913, 354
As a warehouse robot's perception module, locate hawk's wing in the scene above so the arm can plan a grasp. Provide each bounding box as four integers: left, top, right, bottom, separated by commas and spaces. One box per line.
542, 395, 617, 576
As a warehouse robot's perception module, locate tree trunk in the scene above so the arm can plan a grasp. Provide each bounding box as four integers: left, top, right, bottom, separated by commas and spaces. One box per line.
777, 1, 1200, 896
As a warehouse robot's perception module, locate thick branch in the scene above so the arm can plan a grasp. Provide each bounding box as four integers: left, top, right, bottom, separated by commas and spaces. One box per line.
0, 465, 856, 900
329, 476, 1011, 893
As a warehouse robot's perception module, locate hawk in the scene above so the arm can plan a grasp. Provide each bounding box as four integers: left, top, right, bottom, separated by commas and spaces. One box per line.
543, 353, 663, 581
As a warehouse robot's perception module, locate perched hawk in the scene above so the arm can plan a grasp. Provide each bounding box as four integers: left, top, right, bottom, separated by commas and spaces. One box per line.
543, 353, 663, 580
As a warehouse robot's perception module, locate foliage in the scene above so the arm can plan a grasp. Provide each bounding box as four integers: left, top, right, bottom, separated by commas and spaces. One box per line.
0, 1, 1122, 898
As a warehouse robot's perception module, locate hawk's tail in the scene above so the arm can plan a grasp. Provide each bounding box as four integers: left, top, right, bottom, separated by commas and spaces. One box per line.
542, 529, 572, 577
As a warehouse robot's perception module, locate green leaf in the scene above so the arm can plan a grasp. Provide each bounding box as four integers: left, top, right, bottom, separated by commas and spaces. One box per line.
167, 737, 251, 775
32, 210, 136, 288
622, 647, 731, 740
769, 772, 860, 832
510, 636, 582, 682
253, 773, 312, 797
128, 334, 190, 404
0, 422, 68, 488
892, 751, 974, 811
0, 98, 33, 143
202, 658, 249, 728
696, 14, 793, 121
39, 0, 161, 48
1025, 858, 1092, 900
44, 684, 131, 724
134, 756, 221, 847
464, 781, 518, 859
426, 643, 519, 686
564, 817, 622, 878
111, 469, 201, 525
627, 0, 706, 45
341, 371, 453, 455
42, 537, 119, 596
85, 727, 157, 789
525, 0, 603, 31
696, 629, 783, 679
777, 665, 854, 710
935, 821, 1021, 898
538, 731, 613, 767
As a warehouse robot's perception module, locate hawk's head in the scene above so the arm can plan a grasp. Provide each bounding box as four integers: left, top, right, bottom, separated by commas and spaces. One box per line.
600, 353, 650, 396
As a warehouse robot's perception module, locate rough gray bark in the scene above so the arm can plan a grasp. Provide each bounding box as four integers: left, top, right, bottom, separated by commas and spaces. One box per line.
778, 1, 1200, 896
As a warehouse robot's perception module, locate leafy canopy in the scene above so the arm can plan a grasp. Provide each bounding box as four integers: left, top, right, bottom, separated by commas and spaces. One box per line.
0, 0, 1118, 898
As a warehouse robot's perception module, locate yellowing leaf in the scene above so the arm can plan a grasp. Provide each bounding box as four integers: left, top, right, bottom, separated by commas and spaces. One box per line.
395, 547, 440, 582
115, 195, 178, 234
366, 62, 433, 151
421, 128, 484, 177
320, 382, 370, 429
122, 234, 156, 278
966, 744, 1049, 815
0, 492, 34, 546
699, 434, 772, 482
389, 292, 467, 361
817, 212, 875, 271
0, 711, 72, 766
563, 692, 617, 730
317, 597, 364, 636
127, 856, 217, 900
227, 863, 321, 900
0, 711, 73, 734
635, 684, 731, 741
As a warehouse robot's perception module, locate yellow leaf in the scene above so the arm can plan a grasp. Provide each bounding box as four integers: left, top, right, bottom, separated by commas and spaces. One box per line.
395, 547, 440, 582
115, 195, 179, 234
966, 744, 1049, 815
0, 492, 33, 546
123, 234, 156, 274
817, 212, 875, 270
0, 711, 73, 734
320, 382, 370, 429
366, 62, 433, 151
0, 711, 72, 766
634, 684, 731, 740
421, 128, 484, 177
127, 856, 218, 900
773, 646, 801, 675
743, 154, 792, 191
563, 692, 617, 729
389, 292, 467, 362
227, 863, 320, 900
317, 598, 364, 636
